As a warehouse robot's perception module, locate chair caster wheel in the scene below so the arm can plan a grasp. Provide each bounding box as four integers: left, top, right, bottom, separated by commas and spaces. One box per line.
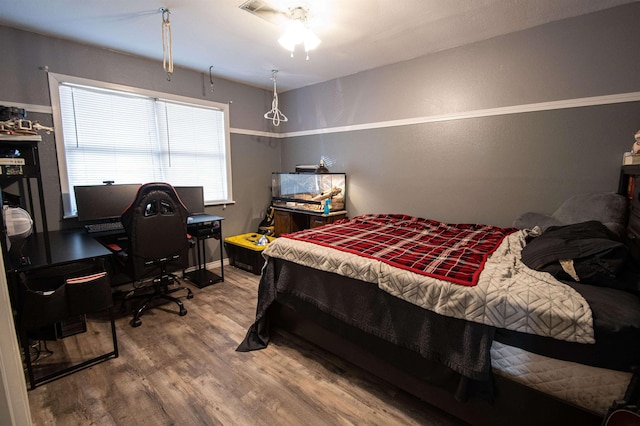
187, 293, 194, 299
179, 309, 187, 316
130, 318, 142, 327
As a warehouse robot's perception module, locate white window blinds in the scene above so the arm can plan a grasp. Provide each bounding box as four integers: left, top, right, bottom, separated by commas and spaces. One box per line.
50, 74, 232, 218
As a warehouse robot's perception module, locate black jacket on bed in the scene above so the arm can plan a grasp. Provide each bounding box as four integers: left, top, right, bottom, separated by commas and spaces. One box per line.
521, 220, 636, 291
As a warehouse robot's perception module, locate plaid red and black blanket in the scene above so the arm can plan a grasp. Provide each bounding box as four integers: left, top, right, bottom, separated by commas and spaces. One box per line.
283, 214, 516, 286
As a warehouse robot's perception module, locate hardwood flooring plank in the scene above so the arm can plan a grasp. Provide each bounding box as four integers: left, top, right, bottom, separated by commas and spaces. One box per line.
27, 266, 466, 426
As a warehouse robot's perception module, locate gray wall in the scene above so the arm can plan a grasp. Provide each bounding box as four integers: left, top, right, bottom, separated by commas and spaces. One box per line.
1, 4, 639, 421
279, 3, 640, 227
0, 26, 282, 262
2, 4, 640, 242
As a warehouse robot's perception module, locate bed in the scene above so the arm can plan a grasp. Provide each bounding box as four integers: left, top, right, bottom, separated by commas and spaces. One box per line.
237, 194, 640, 425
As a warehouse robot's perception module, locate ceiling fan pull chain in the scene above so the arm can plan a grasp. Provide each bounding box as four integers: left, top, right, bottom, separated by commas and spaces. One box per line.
161, 8, 173, 81
264, 70, 288, 126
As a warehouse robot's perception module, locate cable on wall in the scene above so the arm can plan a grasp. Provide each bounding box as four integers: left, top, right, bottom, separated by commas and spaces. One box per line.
209, 66, 215, 93
161, 8, 173, 81
264, 70, 288, 127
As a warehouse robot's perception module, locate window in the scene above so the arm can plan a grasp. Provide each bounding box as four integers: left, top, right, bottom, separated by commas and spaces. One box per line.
48, 73, 233, 218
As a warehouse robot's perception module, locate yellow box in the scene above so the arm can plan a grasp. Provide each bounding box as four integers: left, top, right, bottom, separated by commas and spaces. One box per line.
224, 233, 275, 274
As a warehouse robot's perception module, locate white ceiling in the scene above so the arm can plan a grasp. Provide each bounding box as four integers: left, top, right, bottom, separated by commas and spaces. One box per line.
0, 0, 635, 92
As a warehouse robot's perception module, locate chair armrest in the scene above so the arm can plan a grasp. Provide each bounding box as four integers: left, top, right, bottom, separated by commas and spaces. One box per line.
105, 243, 123, 253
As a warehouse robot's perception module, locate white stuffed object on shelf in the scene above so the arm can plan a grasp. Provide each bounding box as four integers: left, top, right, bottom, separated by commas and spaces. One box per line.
632, 129, 640, 153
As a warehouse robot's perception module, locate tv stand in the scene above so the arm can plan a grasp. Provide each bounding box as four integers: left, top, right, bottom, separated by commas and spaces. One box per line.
273, 207, 347, 237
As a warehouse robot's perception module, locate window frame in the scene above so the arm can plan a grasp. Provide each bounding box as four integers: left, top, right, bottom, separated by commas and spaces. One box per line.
48, 72, 233, 219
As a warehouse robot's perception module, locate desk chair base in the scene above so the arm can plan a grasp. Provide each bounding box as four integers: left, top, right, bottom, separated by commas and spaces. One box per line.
126, 274, 194, 327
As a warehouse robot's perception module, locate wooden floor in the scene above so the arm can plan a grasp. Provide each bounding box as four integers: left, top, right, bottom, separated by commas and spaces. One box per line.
27, 266, 467, 425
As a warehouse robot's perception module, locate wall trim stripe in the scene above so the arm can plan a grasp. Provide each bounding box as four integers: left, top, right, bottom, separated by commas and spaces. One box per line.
5, 91, 640, 140
277, 91, 640, 138
229, 127, 277, 138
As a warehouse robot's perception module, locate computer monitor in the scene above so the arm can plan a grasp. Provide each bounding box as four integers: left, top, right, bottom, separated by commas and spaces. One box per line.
74, 184, 141, 222
175, 186, 205, 214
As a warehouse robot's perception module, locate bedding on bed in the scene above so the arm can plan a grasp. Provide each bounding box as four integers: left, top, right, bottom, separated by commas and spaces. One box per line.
284, 214, 514, 286
495, 277, 640, 371
264, 215, 595, 344
499, 220, 640, 371
238, 213, 640, 418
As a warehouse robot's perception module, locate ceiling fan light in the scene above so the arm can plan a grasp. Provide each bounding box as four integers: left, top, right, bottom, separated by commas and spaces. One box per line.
278, 31, 297, 52
278, 6, 320, 56
303, 29, 321, 51
279, 18, 306, 51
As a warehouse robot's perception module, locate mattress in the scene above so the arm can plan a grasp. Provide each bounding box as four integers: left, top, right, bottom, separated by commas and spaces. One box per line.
491, 341, 630, 415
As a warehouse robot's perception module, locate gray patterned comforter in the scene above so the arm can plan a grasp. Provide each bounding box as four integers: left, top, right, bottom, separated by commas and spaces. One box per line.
263, 229, 594, 343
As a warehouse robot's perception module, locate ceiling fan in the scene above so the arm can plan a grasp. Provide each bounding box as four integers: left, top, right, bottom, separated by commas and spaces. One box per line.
240, 0, 322, 58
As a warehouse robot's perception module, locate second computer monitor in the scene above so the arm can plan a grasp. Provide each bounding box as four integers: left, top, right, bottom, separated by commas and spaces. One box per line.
175, 186, 205, 214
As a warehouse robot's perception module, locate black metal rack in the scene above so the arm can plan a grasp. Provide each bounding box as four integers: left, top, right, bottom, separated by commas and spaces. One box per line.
0, 135, 50, 265
0, 135, 118, 389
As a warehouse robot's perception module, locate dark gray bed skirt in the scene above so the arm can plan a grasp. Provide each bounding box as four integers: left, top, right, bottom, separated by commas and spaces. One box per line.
237, 258, 496, 401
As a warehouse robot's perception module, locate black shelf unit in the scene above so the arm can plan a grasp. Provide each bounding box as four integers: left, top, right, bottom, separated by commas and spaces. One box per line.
0, 135, 118, 389
0, 135, 50, 266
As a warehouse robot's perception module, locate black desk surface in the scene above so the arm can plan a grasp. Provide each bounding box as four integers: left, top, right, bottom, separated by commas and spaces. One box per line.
186, 214, 224, 225
5, 214, 224, 272
6, 229, 112, 272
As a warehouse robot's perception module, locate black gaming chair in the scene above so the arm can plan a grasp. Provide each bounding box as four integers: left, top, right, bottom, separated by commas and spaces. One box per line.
119, 182, 193, 327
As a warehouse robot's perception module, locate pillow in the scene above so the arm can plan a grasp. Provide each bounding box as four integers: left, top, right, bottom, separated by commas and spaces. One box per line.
513, 192, 628, 237
512, 212, 563, 231
553, 193, 627, 226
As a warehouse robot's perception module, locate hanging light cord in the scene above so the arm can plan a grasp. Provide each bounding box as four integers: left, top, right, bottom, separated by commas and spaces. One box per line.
264, 70, 288, 126
161, 8, 173, 81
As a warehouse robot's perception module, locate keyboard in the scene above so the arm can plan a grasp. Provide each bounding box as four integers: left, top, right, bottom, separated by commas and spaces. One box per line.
85, 222, 124, 234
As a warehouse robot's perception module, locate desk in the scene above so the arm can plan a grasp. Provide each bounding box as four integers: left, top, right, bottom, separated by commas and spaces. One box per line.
6, 228, 113, 308
6, 229, 117, 390
184, 214, 224, 288
5, 229, 112, 272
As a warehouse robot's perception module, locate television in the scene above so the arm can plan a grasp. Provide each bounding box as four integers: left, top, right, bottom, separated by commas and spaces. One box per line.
175, 186, 205, 214
74, 184, 141, 222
